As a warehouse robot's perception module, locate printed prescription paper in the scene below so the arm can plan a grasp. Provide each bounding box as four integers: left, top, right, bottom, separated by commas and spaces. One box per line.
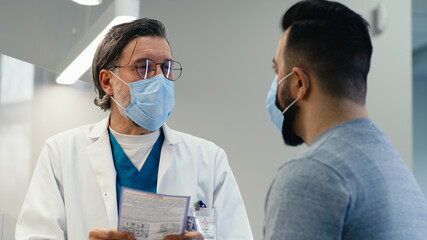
118, 187, 190, 240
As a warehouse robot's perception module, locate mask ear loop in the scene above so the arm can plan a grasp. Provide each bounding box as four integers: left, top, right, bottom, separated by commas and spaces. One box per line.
282, 97, 299, 114
111, 96, 126, 110
109, 70, 129, 86
109, 70, 129, 110
281, 72, 310, 114
278, 72, 293, 86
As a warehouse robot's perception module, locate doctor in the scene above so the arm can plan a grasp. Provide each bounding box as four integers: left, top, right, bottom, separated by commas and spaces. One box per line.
16, 18, 253, 240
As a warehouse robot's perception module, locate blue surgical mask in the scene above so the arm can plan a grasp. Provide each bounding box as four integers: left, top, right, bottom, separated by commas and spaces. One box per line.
266, 72, 299, 132
110, 71, 175, 131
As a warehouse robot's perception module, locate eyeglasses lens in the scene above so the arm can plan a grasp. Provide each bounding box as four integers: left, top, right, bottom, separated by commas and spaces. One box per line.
136, 59, 182, 81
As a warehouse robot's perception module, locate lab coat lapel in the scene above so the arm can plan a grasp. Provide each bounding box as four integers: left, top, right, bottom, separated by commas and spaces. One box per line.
158, 124, 181, 191
86, 117, 118, 228
158, 142, 173, 191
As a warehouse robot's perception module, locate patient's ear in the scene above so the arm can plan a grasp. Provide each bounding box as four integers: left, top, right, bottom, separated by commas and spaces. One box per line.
292, 67, 310, 100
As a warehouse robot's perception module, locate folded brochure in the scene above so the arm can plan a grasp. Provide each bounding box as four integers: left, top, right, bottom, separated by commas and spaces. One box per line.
118, 187, 190, 240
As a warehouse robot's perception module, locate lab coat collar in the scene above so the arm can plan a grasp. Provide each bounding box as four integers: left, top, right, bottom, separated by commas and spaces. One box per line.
88, 117, 110, 138
161, 123, 182, 145
88, 116, 182, 146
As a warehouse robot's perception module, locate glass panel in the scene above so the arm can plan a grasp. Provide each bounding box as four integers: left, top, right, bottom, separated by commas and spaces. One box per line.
0, 53, 108, 219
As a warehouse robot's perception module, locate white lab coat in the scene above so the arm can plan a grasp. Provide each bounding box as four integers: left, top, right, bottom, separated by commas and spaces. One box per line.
16, 117, 253, 240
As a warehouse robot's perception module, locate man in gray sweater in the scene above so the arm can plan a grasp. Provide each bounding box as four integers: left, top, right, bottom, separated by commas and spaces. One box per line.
264, 0, 427, 239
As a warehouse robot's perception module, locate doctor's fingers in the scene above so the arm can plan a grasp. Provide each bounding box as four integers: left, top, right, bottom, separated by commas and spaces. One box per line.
88, 228, 135, 240
164, 231, 204, 240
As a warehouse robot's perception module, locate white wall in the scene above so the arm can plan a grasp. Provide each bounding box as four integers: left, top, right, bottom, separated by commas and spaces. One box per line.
0, 0, 413, 239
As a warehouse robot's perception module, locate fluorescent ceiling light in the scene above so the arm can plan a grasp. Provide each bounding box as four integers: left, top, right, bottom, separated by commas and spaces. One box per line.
72, 0, 102, 6
56, 16, 136, 85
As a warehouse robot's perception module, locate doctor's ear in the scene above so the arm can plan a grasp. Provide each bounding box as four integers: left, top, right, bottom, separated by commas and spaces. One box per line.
292, 67, 310, 99
99, 69, 114, 96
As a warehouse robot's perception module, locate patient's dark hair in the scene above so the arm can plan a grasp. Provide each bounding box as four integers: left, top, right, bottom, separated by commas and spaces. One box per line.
282, 0, 373, 104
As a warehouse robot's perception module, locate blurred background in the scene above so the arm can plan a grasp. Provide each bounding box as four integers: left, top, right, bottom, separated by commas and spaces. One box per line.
0, 0, 426, 239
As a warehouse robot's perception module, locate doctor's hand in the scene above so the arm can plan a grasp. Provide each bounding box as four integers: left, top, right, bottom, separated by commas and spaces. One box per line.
88, 228, 135, 240
164, 231, 204, 240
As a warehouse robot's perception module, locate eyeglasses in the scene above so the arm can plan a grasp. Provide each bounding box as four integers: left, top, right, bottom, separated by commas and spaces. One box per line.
112, 59, 183, 81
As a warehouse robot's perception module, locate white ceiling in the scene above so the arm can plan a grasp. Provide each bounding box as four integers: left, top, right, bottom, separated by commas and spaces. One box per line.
0, 0, 114, 81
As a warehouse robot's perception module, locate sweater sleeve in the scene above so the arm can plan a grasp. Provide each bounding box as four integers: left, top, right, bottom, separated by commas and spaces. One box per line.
264, 157, 350, 240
